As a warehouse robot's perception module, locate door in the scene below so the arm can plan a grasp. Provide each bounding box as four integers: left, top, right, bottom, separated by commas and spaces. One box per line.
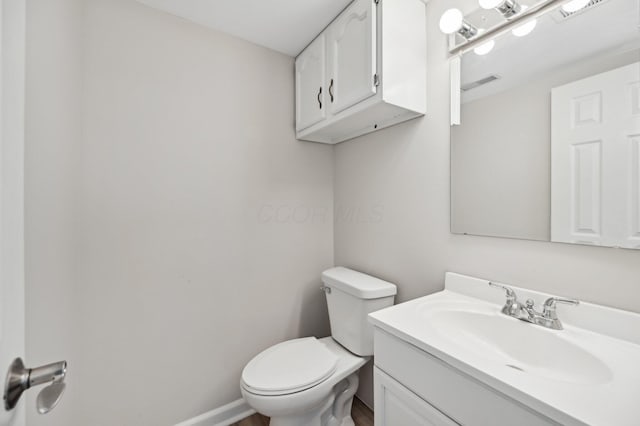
551, 62, 640, 248
0, 0, 26, 425
327, 0, 377, 115
374, 367, 459, 426
295, 34, 326, 131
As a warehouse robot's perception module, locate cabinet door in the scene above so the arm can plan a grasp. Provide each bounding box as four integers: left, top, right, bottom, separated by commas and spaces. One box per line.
328, 0, 377, 114
375, 367, 459, 426
295, 34, 326, 131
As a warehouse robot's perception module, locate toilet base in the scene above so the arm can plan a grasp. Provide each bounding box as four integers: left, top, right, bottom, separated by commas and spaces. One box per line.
268, 373, 360, 426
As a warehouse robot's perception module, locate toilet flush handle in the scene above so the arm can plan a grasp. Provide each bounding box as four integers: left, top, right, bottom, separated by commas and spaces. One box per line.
320, 285, 331, 294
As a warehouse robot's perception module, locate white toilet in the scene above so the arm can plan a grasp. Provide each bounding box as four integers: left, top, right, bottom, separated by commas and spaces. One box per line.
241, 267, 397, 426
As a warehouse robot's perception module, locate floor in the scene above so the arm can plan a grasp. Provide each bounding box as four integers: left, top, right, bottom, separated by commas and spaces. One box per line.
232, 397, 374, 426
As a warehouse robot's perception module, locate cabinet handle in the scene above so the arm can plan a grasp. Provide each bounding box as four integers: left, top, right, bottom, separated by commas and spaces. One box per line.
329, 78, 334, 103
317, 87, 322, 109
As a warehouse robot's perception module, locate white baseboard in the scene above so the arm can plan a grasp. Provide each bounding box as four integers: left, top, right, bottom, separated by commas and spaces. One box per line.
175, 398, 256, 426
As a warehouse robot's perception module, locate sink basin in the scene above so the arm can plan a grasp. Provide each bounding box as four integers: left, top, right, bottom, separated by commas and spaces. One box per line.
421, 306, 613, 385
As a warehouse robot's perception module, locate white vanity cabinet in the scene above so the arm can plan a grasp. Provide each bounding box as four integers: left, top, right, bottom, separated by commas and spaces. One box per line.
375, 367, 458, 426
295, 0, 427, 144
373, 329, 559, 426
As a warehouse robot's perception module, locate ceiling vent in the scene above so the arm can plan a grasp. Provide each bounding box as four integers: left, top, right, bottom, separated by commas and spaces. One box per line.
461, 75, 501, 92
552, 0, 611, 22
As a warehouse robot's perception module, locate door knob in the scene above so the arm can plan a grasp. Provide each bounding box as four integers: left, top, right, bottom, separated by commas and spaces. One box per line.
3, 357, 67, 414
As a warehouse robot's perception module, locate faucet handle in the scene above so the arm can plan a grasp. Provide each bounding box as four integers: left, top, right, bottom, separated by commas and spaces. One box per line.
488, 282, 517, 302
543, 297, 579, 319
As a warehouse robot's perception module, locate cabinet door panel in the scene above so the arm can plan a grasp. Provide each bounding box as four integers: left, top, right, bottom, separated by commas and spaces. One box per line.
375, 367, 459, 426
295, 34, 325, 131
328, 0, 377, 114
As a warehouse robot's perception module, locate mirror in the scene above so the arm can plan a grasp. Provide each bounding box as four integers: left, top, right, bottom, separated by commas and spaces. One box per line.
451, 0, 640, 249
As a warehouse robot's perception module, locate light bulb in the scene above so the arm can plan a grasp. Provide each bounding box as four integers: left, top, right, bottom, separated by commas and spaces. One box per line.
479, 0, 504, 9
562, 0, 590, 13
474, 40, 495, 55
511, 6, 537, 37
473, 30, 495, 55
439, 8, 464, 34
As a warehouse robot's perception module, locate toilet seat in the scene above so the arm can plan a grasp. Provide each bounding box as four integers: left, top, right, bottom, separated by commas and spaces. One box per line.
241, 337, 338, 396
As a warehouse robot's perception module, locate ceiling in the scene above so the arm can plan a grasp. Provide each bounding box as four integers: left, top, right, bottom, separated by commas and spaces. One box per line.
135, 0, 352, 57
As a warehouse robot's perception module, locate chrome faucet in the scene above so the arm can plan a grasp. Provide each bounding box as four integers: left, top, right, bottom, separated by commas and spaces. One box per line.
489, 282, 579, 330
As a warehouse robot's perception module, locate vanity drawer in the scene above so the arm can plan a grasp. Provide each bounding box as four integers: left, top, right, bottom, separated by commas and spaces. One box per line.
374, 328, 560, 426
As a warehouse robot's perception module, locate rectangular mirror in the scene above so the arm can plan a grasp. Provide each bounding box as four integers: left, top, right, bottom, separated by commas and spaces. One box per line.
451, 0, 640, 249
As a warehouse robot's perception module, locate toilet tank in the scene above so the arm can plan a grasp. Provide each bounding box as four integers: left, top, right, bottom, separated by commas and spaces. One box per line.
321, 267, 397, 356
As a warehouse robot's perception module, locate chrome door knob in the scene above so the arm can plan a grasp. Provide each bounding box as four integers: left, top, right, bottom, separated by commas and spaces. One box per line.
3, 357, 67, 414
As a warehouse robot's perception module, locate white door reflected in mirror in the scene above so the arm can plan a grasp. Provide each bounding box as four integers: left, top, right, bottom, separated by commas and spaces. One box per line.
551, 62, 640, 249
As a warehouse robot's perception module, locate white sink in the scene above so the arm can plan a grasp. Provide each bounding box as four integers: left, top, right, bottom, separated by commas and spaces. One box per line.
421, 304, 612, 385
369, 272, 640, 426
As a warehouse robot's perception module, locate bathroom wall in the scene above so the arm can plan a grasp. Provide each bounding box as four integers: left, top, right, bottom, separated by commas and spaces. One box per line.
335, 0, 640, 407
26, 0, 333, 424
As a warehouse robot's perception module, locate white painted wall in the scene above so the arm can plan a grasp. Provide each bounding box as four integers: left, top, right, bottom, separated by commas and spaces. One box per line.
26, 0, 333, 424
335, 0, 640, 407
452, 80, 551, 241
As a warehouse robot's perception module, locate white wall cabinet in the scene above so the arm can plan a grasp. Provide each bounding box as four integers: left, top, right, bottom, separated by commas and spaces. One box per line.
295, 0, 427, 144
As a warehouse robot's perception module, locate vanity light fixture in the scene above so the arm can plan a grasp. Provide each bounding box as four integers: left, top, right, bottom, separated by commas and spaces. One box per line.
562, 0, 590, 12
479, 0, 522, 18
480, 0, 538, 37
448, 0, 568, 56
439, 8, 478, 39
439, 9, 493, 55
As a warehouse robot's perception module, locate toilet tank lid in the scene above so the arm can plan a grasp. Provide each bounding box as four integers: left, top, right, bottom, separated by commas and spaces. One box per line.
321, 267, 397, 299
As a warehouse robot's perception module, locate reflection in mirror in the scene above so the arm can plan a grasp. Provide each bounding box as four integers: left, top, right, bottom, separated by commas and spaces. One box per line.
450, 0, 640, 249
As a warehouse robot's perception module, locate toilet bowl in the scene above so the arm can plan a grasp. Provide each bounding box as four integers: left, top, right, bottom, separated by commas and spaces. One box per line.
240, 267, 397, 426
241, 337, 367, 426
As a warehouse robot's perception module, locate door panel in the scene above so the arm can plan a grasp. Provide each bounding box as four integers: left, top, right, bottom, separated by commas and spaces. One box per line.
629, 135, 640, 247
0, 1, 26, 425
295, 34, 325, 131
570, 140, 602, 241
552, 62, 640, 248
328, 0, 377, 114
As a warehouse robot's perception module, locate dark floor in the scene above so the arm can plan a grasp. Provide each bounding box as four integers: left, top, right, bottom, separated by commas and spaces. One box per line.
232, 397, 374, 426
